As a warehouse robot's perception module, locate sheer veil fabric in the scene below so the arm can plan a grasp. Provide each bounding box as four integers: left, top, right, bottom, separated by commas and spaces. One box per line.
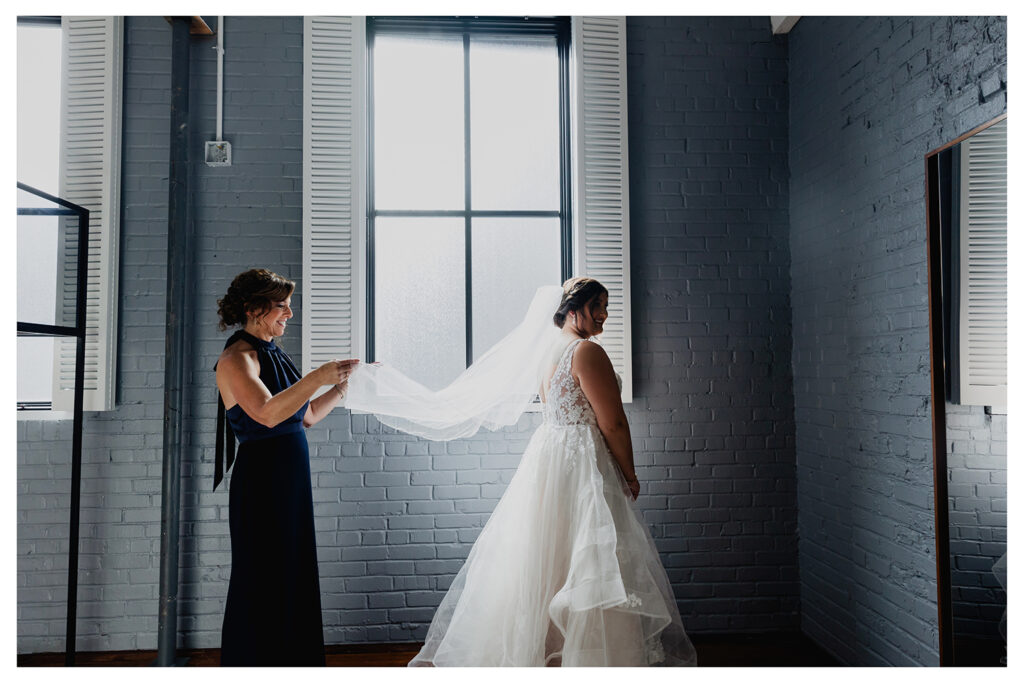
343, 286, 697, 667
344, 285, 565, 440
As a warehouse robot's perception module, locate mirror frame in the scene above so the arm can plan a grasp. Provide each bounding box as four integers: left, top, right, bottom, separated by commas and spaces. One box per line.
923, 112, 1007, 667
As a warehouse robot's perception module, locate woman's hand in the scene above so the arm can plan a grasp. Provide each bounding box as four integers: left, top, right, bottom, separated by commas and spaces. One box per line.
316, 358, 359, 386
303, 363, 358, 428
625, 476, 639, 501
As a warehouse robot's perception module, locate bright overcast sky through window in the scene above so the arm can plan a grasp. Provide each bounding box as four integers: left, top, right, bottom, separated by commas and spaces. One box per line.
17, 23, 62, 405
372, 33, 562, 391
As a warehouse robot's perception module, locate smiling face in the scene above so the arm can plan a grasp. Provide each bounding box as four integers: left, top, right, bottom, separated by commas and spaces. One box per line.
248, 297, 293, 340
575, 292, 609, 337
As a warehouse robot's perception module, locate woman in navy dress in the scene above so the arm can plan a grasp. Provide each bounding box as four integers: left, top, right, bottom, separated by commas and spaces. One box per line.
214, 268, 358, 666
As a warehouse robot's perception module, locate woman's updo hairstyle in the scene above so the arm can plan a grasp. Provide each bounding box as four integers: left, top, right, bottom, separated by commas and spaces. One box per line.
553, 277, 608, 328
217, 268, 295, 331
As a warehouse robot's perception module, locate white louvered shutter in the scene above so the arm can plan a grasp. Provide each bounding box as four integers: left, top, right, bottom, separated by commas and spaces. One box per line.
302, 17, 366, 379
571, 16, 633, 402
52, 16, 123, 411
958, 118, 1007, 407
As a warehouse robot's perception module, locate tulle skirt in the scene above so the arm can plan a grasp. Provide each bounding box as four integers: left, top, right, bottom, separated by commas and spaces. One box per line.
408, 422, 697, 667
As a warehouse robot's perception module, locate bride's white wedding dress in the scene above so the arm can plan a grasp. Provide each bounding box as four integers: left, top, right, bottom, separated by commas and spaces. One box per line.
408, 338, 697, 667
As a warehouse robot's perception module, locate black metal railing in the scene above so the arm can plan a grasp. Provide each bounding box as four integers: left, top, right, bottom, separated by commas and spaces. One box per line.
17, 181, 89, 666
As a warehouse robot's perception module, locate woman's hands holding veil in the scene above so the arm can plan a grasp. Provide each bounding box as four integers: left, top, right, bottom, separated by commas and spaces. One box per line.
302, 358, 359, 428
315, 358, 359, 387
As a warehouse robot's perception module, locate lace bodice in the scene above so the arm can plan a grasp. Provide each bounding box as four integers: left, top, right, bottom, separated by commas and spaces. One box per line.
542, 338, 622, 426
543, 339, 595, 426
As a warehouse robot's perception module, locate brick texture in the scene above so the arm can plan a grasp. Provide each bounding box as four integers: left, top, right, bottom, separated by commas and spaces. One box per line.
625, 16, 798, 634
18, 15, 1006, 665
17, 15, 799, 653
945, 405, 1006, 640
788, 16, 1006, 666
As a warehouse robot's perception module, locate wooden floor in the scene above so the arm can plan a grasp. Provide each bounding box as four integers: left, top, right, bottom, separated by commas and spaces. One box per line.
18, 632, 839, 667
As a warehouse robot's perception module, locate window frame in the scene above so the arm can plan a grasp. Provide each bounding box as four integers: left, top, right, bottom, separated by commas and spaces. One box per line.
364, 16, 573, 367
17, 16, 63, 413
302, 16, 634, 402
19, 15, 124, 414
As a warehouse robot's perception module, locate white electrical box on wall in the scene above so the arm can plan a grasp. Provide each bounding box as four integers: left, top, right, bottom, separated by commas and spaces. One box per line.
205, 140, 232, 166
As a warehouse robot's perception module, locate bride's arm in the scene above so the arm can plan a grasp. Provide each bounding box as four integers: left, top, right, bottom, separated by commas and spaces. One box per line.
574, 341, 639, 499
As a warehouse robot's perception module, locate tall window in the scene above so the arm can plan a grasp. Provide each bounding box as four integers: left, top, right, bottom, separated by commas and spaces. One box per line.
17, 18, 63, 411
367, 17, 571, 390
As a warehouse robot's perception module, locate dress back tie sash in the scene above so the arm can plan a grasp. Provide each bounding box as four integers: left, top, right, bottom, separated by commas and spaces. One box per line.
214, 393, 236, 491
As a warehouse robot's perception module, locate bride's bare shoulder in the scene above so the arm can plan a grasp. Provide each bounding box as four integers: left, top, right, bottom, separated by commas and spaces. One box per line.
573, 340, 612, 372
573, 342, 610, 374
575, 339, 608, 357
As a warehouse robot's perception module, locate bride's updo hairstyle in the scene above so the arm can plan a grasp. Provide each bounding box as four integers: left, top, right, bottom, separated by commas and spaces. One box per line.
217, 268, 295, 331
553, 277, 608, 328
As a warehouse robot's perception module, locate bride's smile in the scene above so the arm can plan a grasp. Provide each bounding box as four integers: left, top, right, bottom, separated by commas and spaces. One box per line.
568, 292, 609, 338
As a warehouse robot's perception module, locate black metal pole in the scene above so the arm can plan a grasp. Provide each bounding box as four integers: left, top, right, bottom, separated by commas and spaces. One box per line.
65, 208, 90, 667
156, 16, 191, 667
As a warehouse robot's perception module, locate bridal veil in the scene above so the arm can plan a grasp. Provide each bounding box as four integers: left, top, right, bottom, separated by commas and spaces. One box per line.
344, 285, 565, 440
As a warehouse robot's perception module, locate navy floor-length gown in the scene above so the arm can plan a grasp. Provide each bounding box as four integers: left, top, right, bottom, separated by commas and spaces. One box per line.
216, 329, 325, 666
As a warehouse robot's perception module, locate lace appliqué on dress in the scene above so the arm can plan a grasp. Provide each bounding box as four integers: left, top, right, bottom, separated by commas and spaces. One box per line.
560, 430, 590, 472
542, 339, 598, 473
646, 635, 666, 665
622, 592, 667, 664
542, 339, 597, 428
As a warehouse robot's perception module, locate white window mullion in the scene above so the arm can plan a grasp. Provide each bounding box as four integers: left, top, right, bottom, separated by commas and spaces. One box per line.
53, 16, 123, 412
571, 16, 633, 403
303, 16, 366, 382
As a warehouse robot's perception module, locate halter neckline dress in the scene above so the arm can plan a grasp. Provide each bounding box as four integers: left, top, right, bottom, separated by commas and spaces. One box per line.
216, 329, 325, 666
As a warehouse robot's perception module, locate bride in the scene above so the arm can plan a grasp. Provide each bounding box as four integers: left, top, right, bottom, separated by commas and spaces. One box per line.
345, 277, 696, 667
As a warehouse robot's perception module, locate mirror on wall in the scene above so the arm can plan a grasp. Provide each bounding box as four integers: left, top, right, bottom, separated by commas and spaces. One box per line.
925, 114, 1007, 667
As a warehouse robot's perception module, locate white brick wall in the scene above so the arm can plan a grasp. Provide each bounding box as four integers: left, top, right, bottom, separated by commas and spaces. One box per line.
945, 404, 1007, 639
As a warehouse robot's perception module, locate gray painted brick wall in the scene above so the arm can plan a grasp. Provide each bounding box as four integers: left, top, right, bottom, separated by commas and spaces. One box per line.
18, 15, 308, 653
788, 16, 1006, 666
27, 15, 1001, 663
945, 404, 1007, 640
625, 16, 798, 634
18, 15, 801, 654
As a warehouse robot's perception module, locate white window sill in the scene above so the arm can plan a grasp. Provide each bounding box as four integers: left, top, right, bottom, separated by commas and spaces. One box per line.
17, 409, 73, 421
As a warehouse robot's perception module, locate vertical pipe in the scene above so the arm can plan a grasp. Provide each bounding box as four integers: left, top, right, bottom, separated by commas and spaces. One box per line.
156, 16, 191, 667
215, 16, 224, 141
65, 208, 90, 666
